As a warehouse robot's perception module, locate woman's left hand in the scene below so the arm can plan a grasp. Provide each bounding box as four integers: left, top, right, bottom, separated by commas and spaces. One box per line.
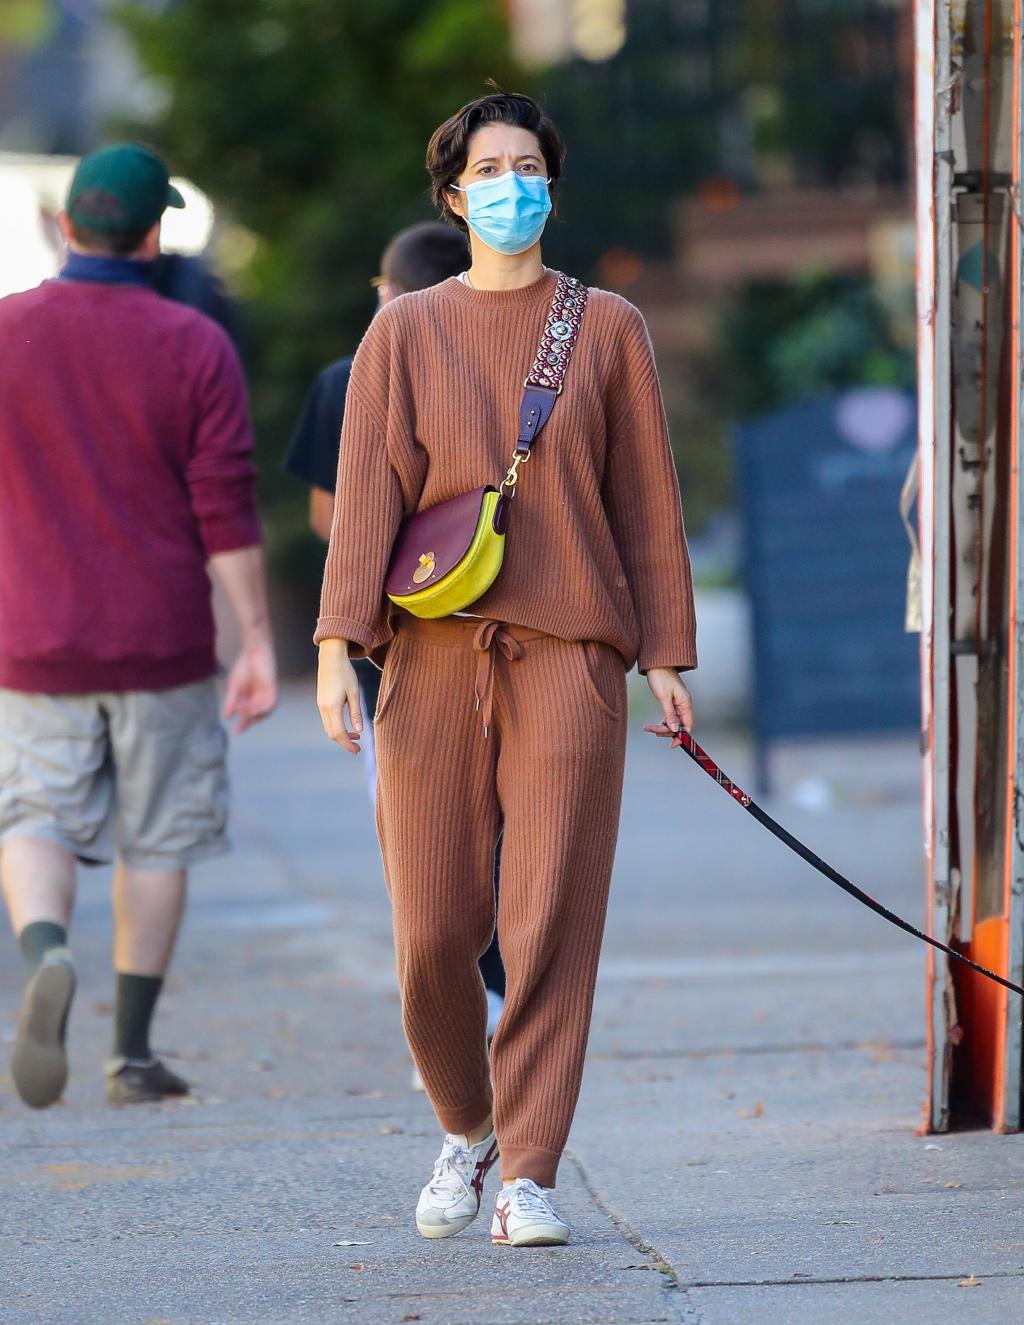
646, 667, 693, 733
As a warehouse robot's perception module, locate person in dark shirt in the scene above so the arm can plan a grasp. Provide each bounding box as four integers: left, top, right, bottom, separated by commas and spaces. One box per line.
285, 222, 506, 1065
151, 251, 243, 350
284, 357, 352, 507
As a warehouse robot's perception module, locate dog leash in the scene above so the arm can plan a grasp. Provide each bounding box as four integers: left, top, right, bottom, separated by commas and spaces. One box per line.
645, 725, 1024, 999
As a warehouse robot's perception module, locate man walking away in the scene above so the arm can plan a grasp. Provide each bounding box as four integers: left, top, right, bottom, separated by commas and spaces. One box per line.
0, 144, 277, 1108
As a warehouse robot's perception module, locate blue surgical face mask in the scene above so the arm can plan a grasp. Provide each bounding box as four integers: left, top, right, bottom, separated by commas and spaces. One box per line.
453, 170, 552, 256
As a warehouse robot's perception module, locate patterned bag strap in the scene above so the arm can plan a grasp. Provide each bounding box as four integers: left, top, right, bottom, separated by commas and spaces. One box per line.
500, 272, 589, 497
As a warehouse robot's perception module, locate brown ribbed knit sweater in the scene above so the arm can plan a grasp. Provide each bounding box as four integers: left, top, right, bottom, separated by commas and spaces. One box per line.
315, 267, 696, 673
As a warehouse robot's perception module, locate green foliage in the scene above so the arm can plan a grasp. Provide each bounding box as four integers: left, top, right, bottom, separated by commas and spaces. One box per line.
116, 0, 524, 476
719, 272, 915, 420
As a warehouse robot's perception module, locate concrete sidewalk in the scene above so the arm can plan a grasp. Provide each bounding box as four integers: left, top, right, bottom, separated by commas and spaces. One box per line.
2, 685, 1022, 1324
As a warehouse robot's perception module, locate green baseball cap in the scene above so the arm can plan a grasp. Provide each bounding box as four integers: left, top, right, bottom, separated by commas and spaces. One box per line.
66, 144, 185, 233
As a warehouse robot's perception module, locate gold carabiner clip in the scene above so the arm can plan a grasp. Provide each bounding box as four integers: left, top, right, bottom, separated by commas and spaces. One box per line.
499, 448, 532, 498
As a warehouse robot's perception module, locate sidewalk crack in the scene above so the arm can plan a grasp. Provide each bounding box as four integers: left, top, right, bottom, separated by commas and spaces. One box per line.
683, 1270, 1024, 1289
564, 1149, 703, 1324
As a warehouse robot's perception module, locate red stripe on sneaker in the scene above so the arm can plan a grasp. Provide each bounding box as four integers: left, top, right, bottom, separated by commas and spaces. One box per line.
470, 1140, 499, 1207
492, 1198, 511, 1244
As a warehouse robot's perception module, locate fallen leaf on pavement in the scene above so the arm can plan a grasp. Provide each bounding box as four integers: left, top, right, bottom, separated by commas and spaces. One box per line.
958, 1275, 981, 1288
944, 1180, 961, 1189
379, 1124, 403, 1135
737, 1101, 765, 1119
350, 1262, 365, 1272
333, 1241, 372, 1247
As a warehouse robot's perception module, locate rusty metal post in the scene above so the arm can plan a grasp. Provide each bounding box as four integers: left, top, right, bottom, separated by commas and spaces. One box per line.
918, 0, 956, 1134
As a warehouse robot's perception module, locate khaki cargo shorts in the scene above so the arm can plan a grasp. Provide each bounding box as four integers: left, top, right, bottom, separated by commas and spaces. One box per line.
0, 679, 229, 870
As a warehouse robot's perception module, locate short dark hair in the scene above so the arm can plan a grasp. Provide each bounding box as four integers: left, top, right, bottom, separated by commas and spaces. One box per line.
426, 90, 565, 232
69, 222, 151, 257
380, 222, 469, 292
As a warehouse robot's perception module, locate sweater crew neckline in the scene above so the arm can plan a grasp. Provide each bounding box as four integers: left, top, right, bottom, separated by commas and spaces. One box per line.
438, 266, 559, 308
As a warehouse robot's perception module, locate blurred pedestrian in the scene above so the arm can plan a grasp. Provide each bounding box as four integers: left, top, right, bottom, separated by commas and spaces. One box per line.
0, 144, 277, 1109
151, 250, 244, 349
316, 93, 696, 1247
285, 222, 506, 1074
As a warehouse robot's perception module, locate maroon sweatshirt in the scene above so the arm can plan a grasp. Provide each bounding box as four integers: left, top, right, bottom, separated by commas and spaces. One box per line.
0, 272, 261, 694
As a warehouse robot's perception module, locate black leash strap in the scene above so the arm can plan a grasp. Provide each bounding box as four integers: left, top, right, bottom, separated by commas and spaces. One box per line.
646, 725, 1024, 999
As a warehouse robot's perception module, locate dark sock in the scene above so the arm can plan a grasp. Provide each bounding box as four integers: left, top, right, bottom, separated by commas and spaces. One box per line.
18, 921, 67, 970
113, 973, 163, 1061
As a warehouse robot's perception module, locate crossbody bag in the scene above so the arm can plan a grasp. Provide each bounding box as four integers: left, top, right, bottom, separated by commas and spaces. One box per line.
383, 271, 589, 619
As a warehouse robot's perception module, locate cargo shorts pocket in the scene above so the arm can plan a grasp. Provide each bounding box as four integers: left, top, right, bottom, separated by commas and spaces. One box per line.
185, 728, 229, 835
577, 641, 625, 719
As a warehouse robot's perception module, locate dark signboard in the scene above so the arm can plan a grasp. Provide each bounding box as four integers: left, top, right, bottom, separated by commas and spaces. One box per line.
735, 388, 919, 776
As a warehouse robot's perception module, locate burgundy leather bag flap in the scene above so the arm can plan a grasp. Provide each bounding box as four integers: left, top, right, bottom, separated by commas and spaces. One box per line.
384, 486, 494, 596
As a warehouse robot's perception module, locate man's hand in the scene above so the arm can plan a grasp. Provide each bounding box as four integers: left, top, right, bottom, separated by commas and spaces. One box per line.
208, 546, 277, 734
317, 638, 364, 754
224, 636, 278, 734
646, 666, 693, 734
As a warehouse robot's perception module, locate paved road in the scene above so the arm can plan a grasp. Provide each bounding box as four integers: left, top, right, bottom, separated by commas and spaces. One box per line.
2, 684, 1022, 1324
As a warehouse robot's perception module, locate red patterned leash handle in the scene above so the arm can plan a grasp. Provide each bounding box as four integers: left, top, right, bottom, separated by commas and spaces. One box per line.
645, 725, 1024, 999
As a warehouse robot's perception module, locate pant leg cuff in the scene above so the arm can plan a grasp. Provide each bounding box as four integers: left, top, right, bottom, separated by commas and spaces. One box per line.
434, 1085, 493, 1137
499, 1144, 561, 1188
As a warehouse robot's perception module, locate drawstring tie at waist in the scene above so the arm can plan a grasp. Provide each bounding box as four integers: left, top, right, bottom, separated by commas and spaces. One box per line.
473, 620, 524, 737
391, 613, 548, 737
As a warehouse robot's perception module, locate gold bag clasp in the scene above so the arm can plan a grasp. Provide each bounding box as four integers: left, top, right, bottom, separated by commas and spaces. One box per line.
412, 552, 436, 584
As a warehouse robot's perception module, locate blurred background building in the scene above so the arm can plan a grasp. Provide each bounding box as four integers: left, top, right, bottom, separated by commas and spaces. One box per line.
0, 0, 919, 737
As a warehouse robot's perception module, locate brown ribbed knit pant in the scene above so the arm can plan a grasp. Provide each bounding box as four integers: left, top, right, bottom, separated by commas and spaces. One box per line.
374, 615, 627, 1187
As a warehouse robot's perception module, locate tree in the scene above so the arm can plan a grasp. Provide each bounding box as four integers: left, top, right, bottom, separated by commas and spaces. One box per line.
117, 0, 525, 488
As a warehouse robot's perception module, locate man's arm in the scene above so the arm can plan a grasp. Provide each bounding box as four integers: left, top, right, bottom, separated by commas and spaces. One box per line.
209, 546, 277, 733
310, 488, 336, 543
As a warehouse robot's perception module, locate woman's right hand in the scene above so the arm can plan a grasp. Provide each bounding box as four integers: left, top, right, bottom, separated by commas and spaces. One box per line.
317, 638, 364, 753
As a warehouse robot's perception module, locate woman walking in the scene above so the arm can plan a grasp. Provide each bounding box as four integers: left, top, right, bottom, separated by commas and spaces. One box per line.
316, 90, 696, 1247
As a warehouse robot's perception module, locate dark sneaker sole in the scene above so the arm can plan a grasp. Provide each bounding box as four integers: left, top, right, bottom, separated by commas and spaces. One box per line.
106, 1062, 191, 1106
106, 1082, 186, 1106
11, 960, 75, 1109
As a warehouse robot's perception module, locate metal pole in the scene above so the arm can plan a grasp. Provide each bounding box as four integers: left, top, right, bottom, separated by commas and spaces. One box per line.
918, 0, 956, 1133
999, 0, 1024, 1133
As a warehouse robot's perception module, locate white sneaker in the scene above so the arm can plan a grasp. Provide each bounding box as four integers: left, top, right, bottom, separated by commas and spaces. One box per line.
415, 1130, 500, 1239
491, 1178, 569, 1247
485, 989, 504, 1040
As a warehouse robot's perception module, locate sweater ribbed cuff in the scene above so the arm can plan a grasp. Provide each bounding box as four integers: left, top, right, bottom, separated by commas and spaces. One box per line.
637, 646, 698, 675
313, 615, 375, 652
